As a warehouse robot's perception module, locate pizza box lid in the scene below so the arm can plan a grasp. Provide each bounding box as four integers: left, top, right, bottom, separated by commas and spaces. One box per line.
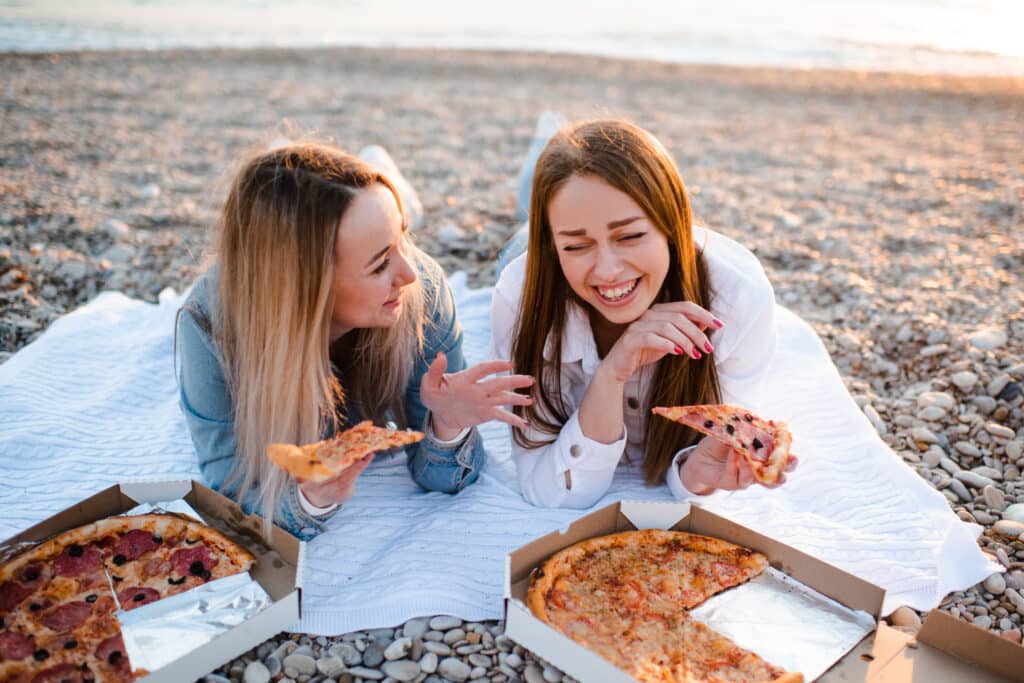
0, 479, 303, 683
503, 500, 1024, 682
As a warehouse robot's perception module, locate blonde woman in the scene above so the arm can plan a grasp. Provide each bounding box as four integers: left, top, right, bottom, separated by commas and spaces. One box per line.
177, 143, 533, 539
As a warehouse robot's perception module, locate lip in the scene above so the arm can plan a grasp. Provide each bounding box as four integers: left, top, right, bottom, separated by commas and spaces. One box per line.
383, 294, 402, 309
591, 278, 641, 309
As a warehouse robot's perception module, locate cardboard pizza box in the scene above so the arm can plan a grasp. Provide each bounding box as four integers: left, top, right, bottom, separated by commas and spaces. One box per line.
504, 500, 1024, 683
0, 479, 303, 683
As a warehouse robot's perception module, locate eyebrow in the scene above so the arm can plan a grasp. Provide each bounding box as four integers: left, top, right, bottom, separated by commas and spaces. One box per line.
556, 215, 644, 236
365, 244, 390, 267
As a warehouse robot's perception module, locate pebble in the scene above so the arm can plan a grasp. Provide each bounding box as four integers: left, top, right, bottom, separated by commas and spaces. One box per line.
524, 663, 546, 683
1003, 504, 1024, 524
423, 641, 452, 656
542, 665, 562, 682
986, 423, 1016, 440
950, 479, 971, 502
265, 655, 281, 677
362, 641, 385, 667
983, 485, 1006, 511
984, 573, 1007, 595
438, 657, 472, 682
973, 396, 998, 414
330, 642, 362, 666
940, 457, 962, 475
917, 392, 955, 411
103, 218, 132, 239
993, 520, 1024, 538
955, 470, 995, 489
1004, 629, 1023, 644
429, 616, 463, 631
890, 606, 922, 630
954, 442, 981, 458
1006, 441, 1023, 461
917, 406, 946, 422
443, 628, 467, 645
382, 660, 422, 681
282, 654, 316, 676
922, 448, 943, 467
973, 615, 993, 630
420, 652, 439, 673
951, 371, 979, 391
503, 653, 523, 669
346, 666, 385, 681
988, 374, 1011, 398
403, 618, 429, 639
385, 637, 412, 660
243, 662, 271, 683
864, 404, 887, 434
468, 653, 491, 668
316, 657, 345, 677
911, 427, 939, 444
968, 328, 1007, 350
998, 382, 1022, 402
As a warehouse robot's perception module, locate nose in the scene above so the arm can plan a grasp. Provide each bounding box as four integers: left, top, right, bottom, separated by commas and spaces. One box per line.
592, 243, 625, 282
393, 248, 417, 288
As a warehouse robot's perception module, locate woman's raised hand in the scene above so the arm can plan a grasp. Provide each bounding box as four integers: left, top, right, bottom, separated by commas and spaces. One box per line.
421, 352, 534, 437
599, 302, 721, 383
680, 436, 798, 495
297, 454, 375, 508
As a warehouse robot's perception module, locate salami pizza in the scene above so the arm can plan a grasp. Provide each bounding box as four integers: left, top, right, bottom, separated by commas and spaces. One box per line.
652, 405, 793, 485
527, 530, 803, 683
267, 420, 424, 483
0, 514, 255, 682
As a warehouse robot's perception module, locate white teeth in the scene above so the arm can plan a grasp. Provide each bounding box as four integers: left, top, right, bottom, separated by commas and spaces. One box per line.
596, 279, 638, 301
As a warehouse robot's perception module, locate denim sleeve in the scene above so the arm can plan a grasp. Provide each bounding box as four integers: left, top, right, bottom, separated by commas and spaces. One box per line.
176, 308, 335, 540
403, 273, 486, 493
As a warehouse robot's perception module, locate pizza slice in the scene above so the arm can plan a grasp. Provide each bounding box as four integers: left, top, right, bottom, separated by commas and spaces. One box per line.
652, 404, 793, 485
266, 420, 425, 483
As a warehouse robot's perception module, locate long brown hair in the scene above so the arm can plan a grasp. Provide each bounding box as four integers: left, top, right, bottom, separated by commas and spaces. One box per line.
211, 143, 428, 534
511, 119, 721, 484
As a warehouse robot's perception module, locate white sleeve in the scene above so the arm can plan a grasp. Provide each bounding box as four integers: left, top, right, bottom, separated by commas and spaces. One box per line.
714, 278, 777, 412
490, 278, 625, 509
664, 445, 698, 500
296, 486, 339, 516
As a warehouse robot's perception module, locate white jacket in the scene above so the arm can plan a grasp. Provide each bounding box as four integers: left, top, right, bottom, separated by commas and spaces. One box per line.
489, 227, 777, 508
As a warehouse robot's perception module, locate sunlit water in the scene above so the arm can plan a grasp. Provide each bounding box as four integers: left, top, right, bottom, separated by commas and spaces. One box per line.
2, 0, 1023, 75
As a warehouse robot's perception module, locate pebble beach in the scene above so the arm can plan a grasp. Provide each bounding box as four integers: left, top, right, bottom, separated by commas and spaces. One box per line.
1, 47, 1023, 682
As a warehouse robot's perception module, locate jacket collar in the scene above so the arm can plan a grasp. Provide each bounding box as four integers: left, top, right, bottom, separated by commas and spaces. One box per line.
544, 300, 602, 377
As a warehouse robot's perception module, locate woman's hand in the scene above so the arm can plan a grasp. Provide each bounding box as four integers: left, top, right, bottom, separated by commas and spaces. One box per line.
297, 454, 375, 508
421, 352, 535, 439
600, 302, 721, 383
680, 436, 798, 495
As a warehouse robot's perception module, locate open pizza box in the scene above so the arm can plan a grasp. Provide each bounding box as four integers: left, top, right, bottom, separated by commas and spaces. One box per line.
504, 500, 1024, 682
0, 479, 303, 683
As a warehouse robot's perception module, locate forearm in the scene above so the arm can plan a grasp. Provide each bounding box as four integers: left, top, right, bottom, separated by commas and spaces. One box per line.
577, 363, 627, 444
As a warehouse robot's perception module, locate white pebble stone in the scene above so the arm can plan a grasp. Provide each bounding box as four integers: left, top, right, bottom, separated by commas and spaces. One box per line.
920, 344, 948, 357
954, 442, 981, 458
243, 662, 271, 683
438, 657, 472, 682
985, 573, 1007, 595
443, 628, 466, 645
918, 406, 946, 422
955, 471, 995, 489
994, 520, 1024, 538
974, 615, 993, 630
911, 427, 939, 444
429, 616, 463, 631
987, 423, 1016, 440
420, 652, 439, 673
282, 654, 316, 676
940, 457, 962, 475
969, 328, 1007, 351
385, 637, 412, 661
470, 665, 487, 679
1006, 441, 1023, 461
504, 653, 523, 669
923, 448, 943, 467
989, 374, 1011, 398
316, 657, 345, 677
952, 371, 979, 391
403, 619, 429, 639
382, 659, 422, 681
917, 392, 955, 411
864, 404, 887, 434
542, 665, 563, 683
423, 630, 445, 642
346, 666, 385, 680
524, 664, 546, 683
1003, 504, 1024, 524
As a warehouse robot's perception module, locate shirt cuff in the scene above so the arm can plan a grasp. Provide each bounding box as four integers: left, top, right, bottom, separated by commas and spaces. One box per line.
557, 410, 627, 473
296, 485, 340, 516
424, 413, 471, 446
665, 445, 698, 500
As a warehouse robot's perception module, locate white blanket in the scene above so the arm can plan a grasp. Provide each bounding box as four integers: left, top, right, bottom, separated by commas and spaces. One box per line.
0, 275, 997, 634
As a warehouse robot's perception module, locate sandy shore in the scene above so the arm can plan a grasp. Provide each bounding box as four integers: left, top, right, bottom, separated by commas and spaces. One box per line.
1, 47, 1023, 678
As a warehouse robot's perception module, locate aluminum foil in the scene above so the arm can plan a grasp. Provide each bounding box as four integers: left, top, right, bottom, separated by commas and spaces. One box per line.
119, 572, 273, 672
688, 567, 876, 681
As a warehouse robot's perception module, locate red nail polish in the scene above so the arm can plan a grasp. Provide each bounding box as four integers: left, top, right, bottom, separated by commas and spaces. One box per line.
704, 342, 713, 353
691, 348, 701, 359
713, 319, 724, 329
673, 345, 683, 355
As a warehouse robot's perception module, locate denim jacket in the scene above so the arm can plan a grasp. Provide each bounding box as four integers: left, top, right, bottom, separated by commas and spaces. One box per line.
175, 257, 485, 540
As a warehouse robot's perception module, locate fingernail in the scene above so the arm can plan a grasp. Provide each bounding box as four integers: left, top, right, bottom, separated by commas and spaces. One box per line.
673, 345, 683, 355
704, 342, 714, 353
691, 348, 701, 359
713, 319, 724, 329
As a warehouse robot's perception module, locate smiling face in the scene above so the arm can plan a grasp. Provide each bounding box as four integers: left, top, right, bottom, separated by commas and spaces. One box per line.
330, 183, 416, 340
548, 173, 671, 331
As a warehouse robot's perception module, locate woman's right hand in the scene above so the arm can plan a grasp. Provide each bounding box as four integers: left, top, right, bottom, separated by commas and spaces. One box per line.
599, 302, 721, 383
297, 454, 375, 508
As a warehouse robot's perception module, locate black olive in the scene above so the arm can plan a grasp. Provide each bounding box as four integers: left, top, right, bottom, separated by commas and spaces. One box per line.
744, 414, 754, 422
151, 535, 162, 544
703, 420, 714, 428
168, 576, 186, 585
111, 575, 123, 583
133, 593, 146, 602
29, 602, 42, 612
0, 617, 4, 628
85, 594, 97, 603
68, 545, 83, 557
22, 568, 40, 582
731, 415, 740, 422
112, 554, 127, 566
189, 560, 205, 575
64, 639, 78, 649
725, 424, 735, 435
199, 569, 211, 580
33, 649, 49, 661
753, 438, 764, 450
107, 651, 122, 665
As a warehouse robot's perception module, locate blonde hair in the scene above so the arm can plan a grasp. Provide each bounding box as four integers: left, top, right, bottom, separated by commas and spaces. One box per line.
513, 119, 721, 484
211, 143, 428, 535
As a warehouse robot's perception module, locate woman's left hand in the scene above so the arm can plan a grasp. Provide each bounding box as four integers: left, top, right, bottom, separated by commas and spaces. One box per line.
680, 436, 798, 495
421, 352, 535, 439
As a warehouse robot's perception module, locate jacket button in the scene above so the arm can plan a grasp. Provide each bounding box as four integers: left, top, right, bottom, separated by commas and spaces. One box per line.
626, 397, 639, 410
569, 444, 582, 458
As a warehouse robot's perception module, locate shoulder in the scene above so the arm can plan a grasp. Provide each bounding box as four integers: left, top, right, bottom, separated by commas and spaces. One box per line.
696, 227, 774, 320
411, 249, 454, 323
180, 268, 218, 326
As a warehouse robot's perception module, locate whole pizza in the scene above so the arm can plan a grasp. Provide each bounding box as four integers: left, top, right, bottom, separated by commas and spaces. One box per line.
527, 529, 803, 683
0, 513, 255, 682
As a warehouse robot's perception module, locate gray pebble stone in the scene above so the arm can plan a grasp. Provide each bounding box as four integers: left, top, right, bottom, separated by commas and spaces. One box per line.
456, 644, 483, 655
524, 663, 546, 683
542, 666, 562, 683
423, 641, 452, 656
430, 616, 463, 631
411, 638, 424, 662
274, 642, 298, 660
470, 665, 487, 679
292, 645, 316, 658
367, 628, 396, 641
363, 641, 385, 667
950, 479, 971, 502
983, 485, 1006, 511
329, 642, 362, 666
265, 655, 282, 677
346, 666, 385, 680
382, 660, 422, 681
420, 652, 438, 673
316, 656, 345, 677
283, 654, 317, 676
1004, 504, 1024, 524
974, 615, 993, 630
973, 396, 998, 414
385, 637, 412, 660
443, 628, 467, 645
439, 657, 472, 682
423, 630, 445, 642
403, 618, 429, 639
243, 662, 271, 683
503, 653, 523, 669
956, 471, 995, 489
468, 654, 492, 668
